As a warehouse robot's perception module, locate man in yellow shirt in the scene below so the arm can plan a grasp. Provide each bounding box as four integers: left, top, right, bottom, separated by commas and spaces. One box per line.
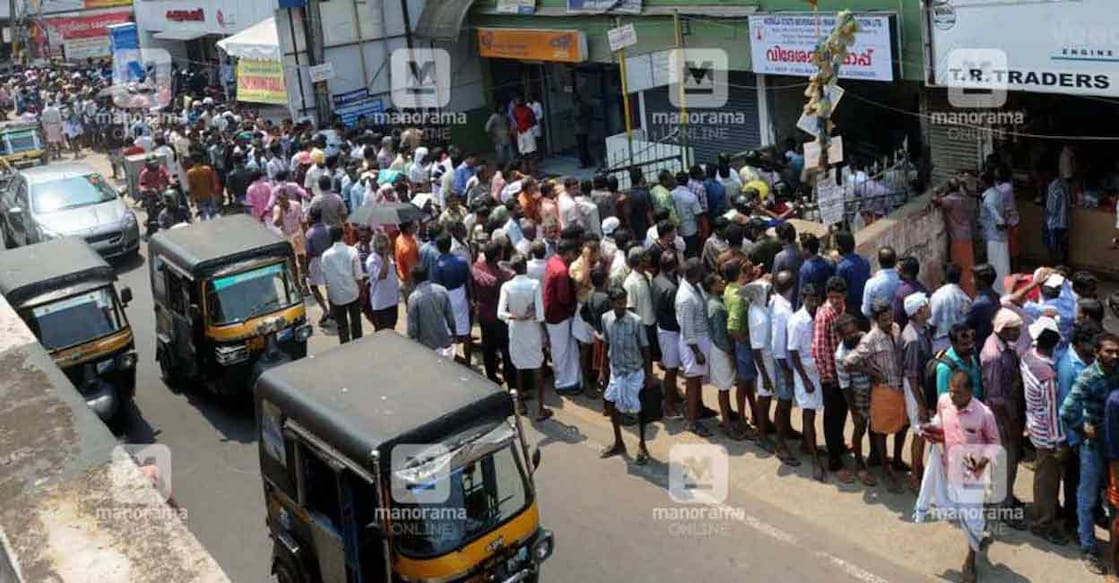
186, 155, 220, 220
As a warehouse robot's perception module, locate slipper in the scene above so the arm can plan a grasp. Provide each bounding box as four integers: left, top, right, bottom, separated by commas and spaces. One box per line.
722, 426, 747, 441
857, 469, 877, 487
834, 468, 856, 484
535, 409, 554, 422
634, 450, 650, 465
688, 423, 713, 438
779, 454, 802, 467
599, 445, 625, 459
812, 465, 827, 483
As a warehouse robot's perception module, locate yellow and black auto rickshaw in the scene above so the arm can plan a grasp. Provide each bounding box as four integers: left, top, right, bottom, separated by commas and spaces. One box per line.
0, 120, 48, 169
0, 237, 135, 424
148, 215, 310, 397
254, 331, 554, 583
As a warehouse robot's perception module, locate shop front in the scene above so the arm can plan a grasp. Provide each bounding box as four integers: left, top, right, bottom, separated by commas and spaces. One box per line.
134, 0, 274, 76
924, 0, 1119, 271
477, 27, 626, 162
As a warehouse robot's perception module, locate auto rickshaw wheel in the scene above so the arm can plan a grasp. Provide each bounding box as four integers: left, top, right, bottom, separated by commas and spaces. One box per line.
157, 346, 182, 393
272, 549, 306, 583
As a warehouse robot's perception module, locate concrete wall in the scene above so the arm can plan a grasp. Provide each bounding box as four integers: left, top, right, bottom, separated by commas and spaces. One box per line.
853, 192, 948, 290
0, 295, 229, 583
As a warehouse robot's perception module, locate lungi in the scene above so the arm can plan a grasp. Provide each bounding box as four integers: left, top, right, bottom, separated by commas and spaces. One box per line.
950, 239, 976, 296
605, 369, 644, 414
546, 318, 582, 391
448, 285, 470, 337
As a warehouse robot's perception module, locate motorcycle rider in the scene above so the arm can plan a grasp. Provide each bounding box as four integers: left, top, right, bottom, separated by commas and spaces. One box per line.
157, 187, 193, 230
137, 154, 170, 206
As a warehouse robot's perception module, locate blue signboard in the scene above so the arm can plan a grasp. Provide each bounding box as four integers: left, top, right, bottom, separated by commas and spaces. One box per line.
107, 23, 142, 83
331, 89, 384, 127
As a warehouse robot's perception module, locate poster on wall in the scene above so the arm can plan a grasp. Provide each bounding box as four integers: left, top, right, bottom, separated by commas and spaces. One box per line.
237, 59, 288, 105
566, 0, 639, 14
748, 14, 895, 82
32, 10, 133, 60
496, 0, 534, 14
928, 0, 1119, 97
332, 89, 384, 127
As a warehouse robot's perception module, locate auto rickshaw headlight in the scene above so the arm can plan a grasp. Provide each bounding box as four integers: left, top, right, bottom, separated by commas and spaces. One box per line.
215, 344, 249, 365
295, 324, 313, 342
533, 530, 554, 562
116, 351, 137, 370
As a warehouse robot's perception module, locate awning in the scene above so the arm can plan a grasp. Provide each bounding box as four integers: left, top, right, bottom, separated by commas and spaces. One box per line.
152, 30, 209, 41
414, 0, 477, 41
216, 17, 280, 61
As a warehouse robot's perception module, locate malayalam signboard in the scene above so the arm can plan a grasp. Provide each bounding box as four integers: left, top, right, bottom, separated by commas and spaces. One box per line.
928, 0, 1119, 97
33, 9, 133, 60
237, 59, 288, 105
748, 14, 895, 82
477, 28, 587, 63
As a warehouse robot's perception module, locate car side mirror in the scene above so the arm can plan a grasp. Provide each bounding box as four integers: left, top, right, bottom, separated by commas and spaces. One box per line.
531, 447, 542, 471
120, 286, 133, 306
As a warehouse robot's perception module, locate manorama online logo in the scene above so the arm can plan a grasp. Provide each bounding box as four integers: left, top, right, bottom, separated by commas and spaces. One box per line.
111, 47, 173, 110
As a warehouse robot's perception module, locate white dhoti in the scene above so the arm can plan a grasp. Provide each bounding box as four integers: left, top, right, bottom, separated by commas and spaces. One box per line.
605, 369, 644, 414
708, 347, 735, 391
546, 318, 582, 391
509, 320, 544, 370
986, 240, 1010, 294
914, 444, 987, 551
448, 285, 470, 337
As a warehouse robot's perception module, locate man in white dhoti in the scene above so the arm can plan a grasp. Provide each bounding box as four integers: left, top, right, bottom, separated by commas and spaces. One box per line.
498, 254, 552, 421
543, 240, 583, 393
431, 234, 474, 366
979, 178, 1010, 294
599, 286, 654, 464
914, 370, 999, 583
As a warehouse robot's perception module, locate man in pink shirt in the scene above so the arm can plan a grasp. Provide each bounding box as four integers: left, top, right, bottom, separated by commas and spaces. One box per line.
245, 170, 273, 222
934, 369, 1001, 583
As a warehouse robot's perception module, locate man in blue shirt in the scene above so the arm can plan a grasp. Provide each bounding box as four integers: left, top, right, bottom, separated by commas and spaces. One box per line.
1025, 273, 1076, 359
892, 256, 929, 330
1058, 321, 1102, 531
860, 246, 899, 320
967, 264, 1001, 348
936, 323, 983, 399
797, 233, 834, 303
452, 153, 478, 197
834, 231, 870, 326
431, 234, 474, 364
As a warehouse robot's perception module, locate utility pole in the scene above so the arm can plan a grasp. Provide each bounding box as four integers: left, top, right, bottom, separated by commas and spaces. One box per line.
615, 16, 634, 168
9, 0, 18, 64
673, 11, 688, 167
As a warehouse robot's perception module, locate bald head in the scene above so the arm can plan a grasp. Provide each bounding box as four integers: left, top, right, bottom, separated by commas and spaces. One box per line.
774, 270, 795, 294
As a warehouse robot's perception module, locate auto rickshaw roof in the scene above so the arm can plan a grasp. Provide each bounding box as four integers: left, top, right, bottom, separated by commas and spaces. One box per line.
148, 215, 292, 277
256, 331, 515, 471
0, 237, 115, 307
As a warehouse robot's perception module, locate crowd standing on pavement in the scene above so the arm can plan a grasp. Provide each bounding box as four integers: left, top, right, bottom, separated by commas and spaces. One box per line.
9, 59, 1119, 583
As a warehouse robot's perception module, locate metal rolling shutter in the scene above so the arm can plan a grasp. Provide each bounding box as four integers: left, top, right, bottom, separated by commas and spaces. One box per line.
642, 71, 762, 167
926, 90, 984, 185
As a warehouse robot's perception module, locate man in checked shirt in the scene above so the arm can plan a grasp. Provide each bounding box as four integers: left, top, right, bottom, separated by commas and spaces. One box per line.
812, 276, 853, 483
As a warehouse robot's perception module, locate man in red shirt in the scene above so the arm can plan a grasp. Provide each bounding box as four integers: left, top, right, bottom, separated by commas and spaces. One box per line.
544, 239, 581, 393
138, 156, 171, 199
812, 276, 852, 483
512, 96, 538, 174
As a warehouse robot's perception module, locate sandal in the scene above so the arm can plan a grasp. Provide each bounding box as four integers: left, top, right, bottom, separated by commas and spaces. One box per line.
634, 450, 650, 465
857, 469, 877, 487
834, 468, 856, 484
687, 423, 713, 438
599, 445, 626, 459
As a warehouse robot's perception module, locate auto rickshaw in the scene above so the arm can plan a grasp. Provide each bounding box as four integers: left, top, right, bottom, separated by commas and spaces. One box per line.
0, 237, 135, 424
254, 331, 554, 583
148, 215, 310, 397
0, 120, 48, 169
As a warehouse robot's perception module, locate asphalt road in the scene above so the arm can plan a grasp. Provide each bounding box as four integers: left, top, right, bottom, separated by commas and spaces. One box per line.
108, 236, 928, 583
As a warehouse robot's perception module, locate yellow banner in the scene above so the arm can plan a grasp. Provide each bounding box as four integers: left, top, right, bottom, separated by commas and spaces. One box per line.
237, 59, 287, 105
477, 28, 586, 63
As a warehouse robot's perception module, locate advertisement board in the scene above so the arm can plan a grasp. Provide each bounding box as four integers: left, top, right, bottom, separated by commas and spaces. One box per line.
237, 59, 288, 105
332, 88, 384, 127
477, 28, 587, 63
748, 14, 895, 82
927, 0, 1119, 97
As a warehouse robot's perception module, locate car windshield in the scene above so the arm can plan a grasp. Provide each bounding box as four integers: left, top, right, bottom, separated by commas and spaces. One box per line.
27, 287, 124, 350
205, 262, 299, 325
31, 173, 117, 213
392, 440, 530, 559
2, 128, 38, 155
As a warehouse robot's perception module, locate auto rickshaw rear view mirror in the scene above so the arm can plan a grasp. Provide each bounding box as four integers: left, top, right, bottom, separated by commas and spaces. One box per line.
532, 447, 542, 471
120, 286, 133, 305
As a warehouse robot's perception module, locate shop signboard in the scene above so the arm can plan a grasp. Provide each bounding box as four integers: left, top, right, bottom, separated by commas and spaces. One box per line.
31, 0, 131, 15
477, 28, 587, 63
607, 23, 637, 53
332, 88, 384, 127
496, 0, 534, 15
566, 0, 639, 14
927, 0, 1119, 98
41, 10, 134, 40
309, 62, 335, 83
237, 59, 288, 105
747, 14, 895, 82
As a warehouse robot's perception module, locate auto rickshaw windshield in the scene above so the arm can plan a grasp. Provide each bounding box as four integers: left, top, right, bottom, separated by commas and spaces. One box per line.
391, 424, 531, 559
28, 287, 124, 350
205, 262, 301, 325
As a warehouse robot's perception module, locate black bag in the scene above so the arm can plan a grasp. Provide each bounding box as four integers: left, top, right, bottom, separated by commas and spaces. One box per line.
922, 349, 957, 410
639, 380, 664, 422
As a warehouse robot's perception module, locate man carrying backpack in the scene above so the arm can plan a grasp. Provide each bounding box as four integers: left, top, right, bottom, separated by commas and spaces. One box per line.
931, 323, 983, 401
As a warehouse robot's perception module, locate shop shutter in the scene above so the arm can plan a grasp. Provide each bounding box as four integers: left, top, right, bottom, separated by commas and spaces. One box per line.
641, 71, 762, 167
925, 90, 984, 185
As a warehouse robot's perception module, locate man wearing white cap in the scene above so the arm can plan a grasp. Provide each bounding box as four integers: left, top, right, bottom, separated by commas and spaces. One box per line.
901, 291, 933, 490
1021, 316, 1068, 544
980, 308, 1027, 528
1024, 272, 1076, 360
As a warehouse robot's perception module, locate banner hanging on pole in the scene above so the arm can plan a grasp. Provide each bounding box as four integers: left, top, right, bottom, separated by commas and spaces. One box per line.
236, 59, 288, 105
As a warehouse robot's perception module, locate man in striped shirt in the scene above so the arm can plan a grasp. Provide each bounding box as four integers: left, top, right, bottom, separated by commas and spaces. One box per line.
930, 263, 973, 353
1021, 316, 1067, 544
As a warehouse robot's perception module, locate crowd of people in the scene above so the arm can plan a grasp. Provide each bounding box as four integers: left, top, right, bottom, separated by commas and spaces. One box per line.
7, 59, 1119, 583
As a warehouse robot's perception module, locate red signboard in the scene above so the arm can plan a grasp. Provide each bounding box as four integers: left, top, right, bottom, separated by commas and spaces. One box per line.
40, 10, 133, 40
165, 8, 204, 22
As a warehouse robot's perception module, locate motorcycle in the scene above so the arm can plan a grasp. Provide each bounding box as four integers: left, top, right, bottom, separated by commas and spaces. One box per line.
140, 188, 164, 240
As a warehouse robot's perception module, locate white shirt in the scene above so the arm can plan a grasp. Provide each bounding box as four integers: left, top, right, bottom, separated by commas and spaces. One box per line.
558, 194, 580, 230
526, 258, 547, 283
644, 226, 687, 252
497, 275, 546, 369
575, 196, 602, 238
769, 293, 794, 361
530, 101, 544, 137
321, 242, 363, 305
623, 270, 656, 326
787, 307, 820, 390
365, 252, 400, 311
748, 299, 771, 351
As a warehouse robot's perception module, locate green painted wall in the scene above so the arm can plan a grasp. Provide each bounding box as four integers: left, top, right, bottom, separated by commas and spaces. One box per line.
470, 0, 924, 81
